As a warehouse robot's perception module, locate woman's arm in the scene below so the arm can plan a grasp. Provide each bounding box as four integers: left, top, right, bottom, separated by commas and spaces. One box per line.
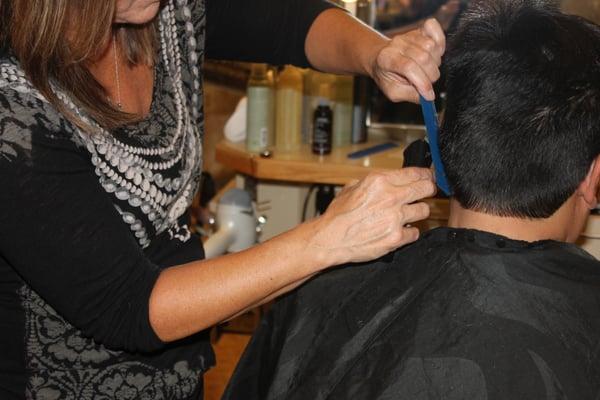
205, 0, 446, 104
149, 168, 435, 342
205, 0, 337, 67
305, 8, 446, 103
0, 93, 435, 350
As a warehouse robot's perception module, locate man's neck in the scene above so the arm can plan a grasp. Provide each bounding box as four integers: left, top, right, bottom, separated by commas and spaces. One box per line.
447, 199, 576, 243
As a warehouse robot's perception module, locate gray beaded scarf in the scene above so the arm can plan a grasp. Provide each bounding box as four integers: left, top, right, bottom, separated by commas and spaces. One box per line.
1, 0, 205, 249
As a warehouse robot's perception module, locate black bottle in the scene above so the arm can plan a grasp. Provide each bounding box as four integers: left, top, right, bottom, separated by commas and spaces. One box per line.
312, 98, 333, 155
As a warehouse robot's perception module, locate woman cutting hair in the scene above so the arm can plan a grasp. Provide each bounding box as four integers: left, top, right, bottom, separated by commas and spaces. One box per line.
0, 0, 443, 398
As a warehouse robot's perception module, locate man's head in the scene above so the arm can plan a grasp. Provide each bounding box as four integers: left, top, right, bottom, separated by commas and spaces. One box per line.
441, 0, 600, 236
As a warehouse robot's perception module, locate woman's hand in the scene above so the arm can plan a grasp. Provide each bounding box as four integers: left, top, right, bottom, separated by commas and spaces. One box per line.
371, 19, 446, 103
307, 168, 436, 267
306, 11, 445, 103
150, 168, 435, 341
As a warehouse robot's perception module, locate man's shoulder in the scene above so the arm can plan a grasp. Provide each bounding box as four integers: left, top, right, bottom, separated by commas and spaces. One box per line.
546, 241, 600, 279
232, 229, 600, 399
294, 227, 600, 306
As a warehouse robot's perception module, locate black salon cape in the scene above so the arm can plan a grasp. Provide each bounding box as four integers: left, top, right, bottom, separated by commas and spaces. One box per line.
224, 228, 600, 400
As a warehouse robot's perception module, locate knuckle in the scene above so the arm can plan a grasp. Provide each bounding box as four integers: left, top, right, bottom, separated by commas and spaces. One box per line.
389, 229, 405, 245
402, 167, 425, 181
399, 185, 418, 201
414, 50, 431, 66
368, 172, 387, 186
422, 37, 436, 52
391, 35, 407, 47
413, 180, 433, 197
411, 182, 434, 201
385, 169, 402, 180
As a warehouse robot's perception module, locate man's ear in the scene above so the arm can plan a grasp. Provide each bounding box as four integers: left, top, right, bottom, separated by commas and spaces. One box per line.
578, 155, 600, 209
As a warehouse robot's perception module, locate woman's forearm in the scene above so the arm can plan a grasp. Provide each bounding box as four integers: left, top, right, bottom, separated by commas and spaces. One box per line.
148, 218, 328, 342
305, 8, 389, 77
224, 274, 317, 323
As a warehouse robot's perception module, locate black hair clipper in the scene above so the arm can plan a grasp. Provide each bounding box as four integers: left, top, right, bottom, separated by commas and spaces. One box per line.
402, 139, 432, 169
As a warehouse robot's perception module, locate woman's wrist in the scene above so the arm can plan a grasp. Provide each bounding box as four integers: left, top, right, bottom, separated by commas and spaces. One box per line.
360, 35, 391, 79
292, 216, 339, 273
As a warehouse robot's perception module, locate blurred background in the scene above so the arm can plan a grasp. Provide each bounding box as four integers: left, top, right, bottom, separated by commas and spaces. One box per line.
562, 0, 600, 23
202, 0, 600, 192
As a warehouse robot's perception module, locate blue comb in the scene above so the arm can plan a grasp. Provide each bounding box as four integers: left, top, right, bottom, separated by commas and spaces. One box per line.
347, 142, 399, 159
419, 96, 452, 196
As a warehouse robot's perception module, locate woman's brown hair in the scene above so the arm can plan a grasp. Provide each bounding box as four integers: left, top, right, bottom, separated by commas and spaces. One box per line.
0, 0, 157, 130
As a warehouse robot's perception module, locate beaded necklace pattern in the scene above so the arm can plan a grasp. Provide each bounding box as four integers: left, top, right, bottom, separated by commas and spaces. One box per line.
78, 1, 204, 248
0, 0, 204, 250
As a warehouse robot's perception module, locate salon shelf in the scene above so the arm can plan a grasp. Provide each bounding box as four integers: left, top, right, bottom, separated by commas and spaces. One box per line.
215, 139, 407, 186
215, 138, 449, 222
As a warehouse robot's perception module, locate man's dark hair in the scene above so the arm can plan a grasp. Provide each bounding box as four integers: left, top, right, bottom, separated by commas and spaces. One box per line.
440, 0, 600, 218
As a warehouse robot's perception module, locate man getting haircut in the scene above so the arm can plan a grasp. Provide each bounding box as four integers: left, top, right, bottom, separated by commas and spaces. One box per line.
224, 1, 600, 399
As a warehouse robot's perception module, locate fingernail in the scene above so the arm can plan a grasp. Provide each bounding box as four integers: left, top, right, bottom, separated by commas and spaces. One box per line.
428, 90, 435, 100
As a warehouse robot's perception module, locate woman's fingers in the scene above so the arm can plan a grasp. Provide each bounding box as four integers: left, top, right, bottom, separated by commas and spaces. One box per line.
372, 18, 446, 103
421, 18, 446, 58
403, 43, 442, 81
309, 167, 437, 266
328, 169, 434, 224
393, 226, 421, 247
395, 179, 437, 205
383, 167, 433, 187
399, 201, 431, 225
380, 49, 435, 100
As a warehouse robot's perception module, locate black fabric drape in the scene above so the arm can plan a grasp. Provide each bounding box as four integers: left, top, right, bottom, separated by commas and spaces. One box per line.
225, 228, 600, 400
